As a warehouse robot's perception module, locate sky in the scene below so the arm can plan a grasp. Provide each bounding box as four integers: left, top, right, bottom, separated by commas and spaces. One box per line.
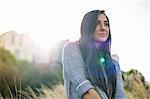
0, 0, 150, 81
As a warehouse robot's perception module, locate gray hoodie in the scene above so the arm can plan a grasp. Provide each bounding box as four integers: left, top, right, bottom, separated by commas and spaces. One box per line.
62, 42, 127, 99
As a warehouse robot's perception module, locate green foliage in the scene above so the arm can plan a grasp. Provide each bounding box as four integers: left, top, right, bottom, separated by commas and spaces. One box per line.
0, 48, 19, 98
0, 48, 16, 64
0, 47, 63, 98
123, 69, 150, 99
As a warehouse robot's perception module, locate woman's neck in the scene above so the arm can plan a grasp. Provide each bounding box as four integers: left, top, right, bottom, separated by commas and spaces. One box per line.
93, 40, 102, 50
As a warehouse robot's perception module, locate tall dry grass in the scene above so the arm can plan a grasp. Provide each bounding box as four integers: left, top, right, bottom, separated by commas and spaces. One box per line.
124, 76, 150, 99
0, 82, 150, 99
38, 84, 66, 99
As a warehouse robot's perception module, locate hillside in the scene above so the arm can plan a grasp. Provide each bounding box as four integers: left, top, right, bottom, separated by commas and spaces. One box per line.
123, 69, 150, 99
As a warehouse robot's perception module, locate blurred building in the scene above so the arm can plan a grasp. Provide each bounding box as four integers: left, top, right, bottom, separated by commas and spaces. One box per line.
49, 39, 69, 65
0, 31, 38, 62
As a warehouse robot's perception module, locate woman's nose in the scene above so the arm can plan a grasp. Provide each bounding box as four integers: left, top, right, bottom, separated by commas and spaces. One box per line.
99, 23, 106, 31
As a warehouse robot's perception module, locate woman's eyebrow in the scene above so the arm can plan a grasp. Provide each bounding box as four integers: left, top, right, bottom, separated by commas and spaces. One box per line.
98, 20, 108, 23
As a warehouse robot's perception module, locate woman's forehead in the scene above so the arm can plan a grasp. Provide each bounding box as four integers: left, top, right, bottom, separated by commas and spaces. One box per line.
98, 14, 108, 21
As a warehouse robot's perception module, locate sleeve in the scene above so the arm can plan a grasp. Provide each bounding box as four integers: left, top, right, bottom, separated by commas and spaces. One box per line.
62, 42, 95, 97
113, 60, 128, 99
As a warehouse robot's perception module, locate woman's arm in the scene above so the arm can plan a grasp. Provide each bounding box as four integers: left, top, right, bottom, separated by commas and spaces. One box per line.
83, 88, 101, 99
62, 42, 96, 97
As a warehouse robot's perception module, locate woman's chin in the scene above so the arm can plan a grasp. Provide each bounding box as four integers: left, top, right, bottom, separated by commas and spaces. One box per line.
95, 38, 107, 43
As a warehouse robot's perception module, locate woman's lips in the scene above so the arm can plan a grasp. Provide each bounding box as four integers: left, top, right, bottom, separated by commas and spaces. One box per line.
97, 33, 107, 37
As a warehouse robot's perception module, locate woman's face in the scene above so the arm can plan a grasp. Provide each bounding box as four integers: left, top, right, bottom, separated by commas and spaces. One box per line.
93, 14, 109, 42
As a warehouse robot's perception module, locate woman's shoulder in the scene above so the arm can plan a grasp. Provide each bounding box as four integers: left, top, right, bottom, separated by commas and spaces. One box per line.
63, 41, 80, 51
62, 41, 81, 55
111, 55, 121, 71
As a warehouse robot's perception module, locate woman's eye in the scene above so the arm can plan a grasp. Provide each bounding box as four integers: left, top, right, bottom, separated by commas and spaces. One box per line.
97, 21, 100, 25
105, 23, 109, 26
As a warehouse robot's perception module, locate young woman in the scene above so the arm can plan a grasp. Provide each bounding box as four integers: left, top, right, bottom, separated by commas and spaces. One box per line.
62, 10, 127, 99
